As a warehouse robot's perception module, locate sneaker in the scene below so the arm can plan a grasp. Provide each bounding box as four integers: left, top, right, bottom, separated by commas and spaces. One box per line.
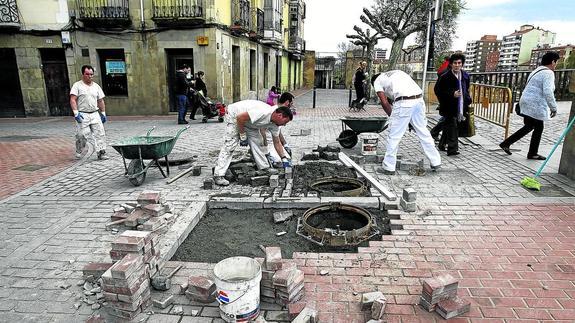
376, 167, 395, 175
430, 164, 441, 171
447, 151, 460, 156
97, 150, 109, 160
214, 176, 230, 186
178, 120, 189, 124
499, 143, 512, 155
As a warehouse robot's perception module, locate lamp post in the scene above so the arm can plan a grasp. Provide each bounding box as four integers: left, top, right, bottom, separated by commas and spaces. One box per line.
421, 0, 444, 88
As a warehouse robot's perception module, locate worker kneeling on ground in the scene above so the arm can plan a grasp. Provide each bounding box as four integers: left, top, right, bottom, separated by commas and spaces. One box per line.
213, 93, 295, 186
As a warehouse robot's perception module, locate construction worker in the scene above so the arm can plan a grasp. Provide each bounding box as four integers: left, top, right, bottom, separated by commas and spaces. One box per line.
213, 93, 295, 186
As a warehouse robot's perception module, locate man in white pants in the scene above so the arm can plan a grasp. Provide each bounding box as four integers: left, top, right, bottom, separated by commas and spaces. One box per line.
70, 65, 108, 160
213, 93, 295, 186
371, 71, 441, 174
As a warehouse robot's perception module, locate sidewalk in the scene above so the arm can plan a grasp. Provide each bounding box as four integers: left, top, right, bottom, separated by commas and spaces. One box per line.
0, 90, 573, 322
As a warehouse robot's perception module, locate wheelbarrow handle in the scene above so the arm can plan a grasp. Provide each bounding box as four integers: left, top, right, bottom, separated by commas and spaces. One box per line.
146, 126, 157, 137
174, 125, 190, 139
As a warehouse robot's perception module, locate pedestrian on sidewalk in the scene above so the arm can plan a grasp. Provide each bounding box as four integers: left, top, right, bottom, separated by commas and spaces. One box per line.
175, 64, 191, 124
188, 71, 207, 120
213, 93, 295, 186
434, 53, 472, 156
371, 70, 441, 174
70, 65, 108, 160
353, 61, 368, 104
429, 56, 452, 141
499, 51, 559, 160
266, 86, 280, 106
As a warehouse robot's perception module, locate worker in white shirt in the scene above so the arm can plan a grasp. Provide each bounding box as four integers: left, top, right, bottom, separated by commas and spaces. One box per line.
371, 71, 441, 174
213, 93, 295, 186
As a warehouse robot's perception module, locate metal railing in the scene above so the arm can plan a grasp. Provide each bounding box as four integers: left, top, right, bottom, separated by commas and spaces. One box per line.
0, 0, 20, 27
231, 0, 250, 31
427, 82, 513, 139
289, 34, 303, 52
76, 0, 130, 20
469, 69, 575, 102
152, 0, 204, 19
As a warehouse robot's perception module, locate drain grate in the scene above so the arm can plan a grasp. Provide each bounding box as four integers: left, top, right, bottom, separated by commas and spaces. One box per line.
0, 135, 48, 142
12, 164, 48, 171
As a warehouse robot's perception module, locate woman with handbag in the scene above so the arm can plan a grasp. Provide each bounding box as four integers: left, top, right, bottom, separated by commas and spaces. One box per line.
499, 51, 559, 160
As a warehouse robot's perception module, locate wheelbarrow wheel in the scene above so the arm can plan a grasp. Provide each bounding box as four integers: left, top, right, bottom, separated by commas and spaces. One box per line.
127, 159, 146, 186
337, 130, 358, 148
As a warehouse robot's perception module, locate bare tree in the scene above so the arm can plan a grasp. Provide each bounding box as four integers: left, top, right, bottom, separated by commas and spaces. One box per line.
361, 0, 464, 69
346, 26, 383, 96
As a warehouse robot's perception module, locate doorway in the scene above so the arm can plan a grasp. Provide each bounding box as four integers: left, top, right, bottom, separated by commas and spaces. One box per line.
0, 48, 25, 117
232, 46, 240, 102
166, 49, 194, 112
41, 49, 71, 116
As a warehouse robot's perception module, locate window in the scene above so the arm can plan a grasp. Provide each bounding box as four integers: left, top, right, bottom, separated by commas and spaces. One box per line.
97, 49, 128, 96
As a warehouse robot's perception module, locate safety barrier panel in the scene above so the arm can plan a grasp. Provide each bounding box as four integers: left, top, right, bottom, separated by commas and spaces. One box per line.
427, 81, 513, 139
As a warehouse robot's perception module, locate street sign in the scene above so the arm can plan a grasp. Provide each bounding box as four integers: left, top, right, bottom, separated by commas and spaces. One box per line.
197, 36, 209, 46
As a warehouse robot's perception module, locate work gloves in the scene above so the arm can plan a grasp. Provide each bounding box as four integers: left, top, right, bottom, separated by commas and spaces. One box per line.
283, 144, 292, 157
99, 112, 107, 124
281, 157, 292, 168
74, 111, 84, 123
239, 132, 249, 146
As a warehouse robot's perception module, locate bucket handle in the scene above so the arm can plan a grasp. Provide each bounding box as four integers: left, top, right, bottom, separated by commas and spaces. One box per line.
217, 288, 249, 306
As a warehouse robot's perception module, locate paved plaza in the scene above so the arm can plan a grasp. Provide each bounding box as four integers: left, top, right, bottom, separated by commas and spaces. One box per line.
0, 89, 574, 322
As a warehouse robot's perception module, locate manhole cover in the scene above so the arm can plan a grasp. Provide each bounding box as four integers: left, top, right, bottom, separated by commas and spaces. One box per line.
308, 177, 367, 197
13, 164, 48, 171
0, 135, 48, 142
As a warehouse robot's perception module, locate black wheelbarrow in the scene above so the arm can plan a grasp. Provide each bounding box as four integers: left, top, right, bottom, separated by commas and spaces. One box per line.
336, 117, 388, 148
112, 126, 189, 186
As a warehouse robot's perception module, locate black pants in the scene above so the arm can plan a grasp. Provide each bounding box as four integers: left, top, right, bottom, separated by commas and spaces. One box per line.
354, 83, 365, 101
500, 115, 544, 156
430, 117, 445, 139
439, 116, 459, 154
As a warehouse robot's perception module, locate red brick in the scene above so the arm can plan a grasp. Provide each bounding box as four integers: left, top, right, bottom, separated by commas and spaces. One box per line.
514, 308, 553, 320
524, 298, 562, 309
549, 309, 575, 320
187, 276, 215, 297
481, 307, 515, 318
137, 190, 162, 205
109, 254, 144, 279
83, 262, 113, 279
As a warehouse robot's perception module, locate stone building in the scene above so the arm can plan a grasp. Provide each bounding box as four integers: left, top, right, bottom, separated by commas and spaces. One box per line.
0, 0, 306, 117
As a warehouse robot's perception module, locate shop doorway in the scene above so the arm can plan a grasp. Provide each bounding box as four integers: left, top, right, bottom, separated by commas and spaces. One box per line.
0, 48, 25, 117
166, 49, 194, 112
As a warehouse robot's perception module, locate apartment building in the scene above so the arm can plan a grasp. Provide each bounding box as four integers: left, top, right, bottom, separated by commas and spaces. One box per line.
498, 24, 555, 71
463, 35, 501, 72
0, 0, 306, 117
529, 44, 575, 69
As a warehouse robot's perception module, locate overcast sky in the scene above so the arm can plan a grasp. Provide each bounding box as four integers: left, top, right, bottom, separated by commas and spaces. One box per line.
305, 0, 575, 55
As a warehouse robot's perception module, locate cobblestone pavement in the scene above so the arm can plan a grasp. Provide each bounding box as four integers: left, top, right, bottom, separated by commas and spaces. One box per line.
0, 89, 573, 322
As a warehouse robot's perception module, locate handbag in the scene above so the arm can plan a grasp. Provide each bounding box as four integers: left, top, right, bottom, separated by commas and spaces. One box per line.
515, 68, 545, 116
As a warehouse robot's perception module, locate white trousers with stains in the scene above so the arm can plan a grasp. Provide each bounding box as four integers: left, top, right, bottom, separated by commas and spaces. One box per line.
76, 111, 106, 153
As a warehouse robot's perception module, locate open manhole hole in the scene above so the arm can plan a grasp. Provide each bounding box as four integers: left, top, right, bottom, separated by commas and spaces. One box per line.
171, 206, 391, 263
308, 177, 367, 197
12, 164, 48, 171
296, 203, 379, 247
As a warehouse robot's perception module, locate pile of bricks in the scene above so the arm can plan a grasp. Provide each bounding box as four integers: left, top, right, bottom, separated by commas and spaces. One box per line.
109, 230, 161, 277
259, 246, 306, 307
109, 190, 174, 232
101, 254, 151, 320
419, 274, 470, 319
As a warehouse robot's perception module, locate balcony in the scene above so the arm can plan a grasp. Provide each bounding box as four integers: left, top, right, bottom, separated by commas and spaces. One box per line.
288, 33, 303, 53
248, 8, 264, 39
152, 0, 205, 26
231, 0, 250, 34
0, 0, 20, 29
262, 0, 282, 46
76, 0, 130, 26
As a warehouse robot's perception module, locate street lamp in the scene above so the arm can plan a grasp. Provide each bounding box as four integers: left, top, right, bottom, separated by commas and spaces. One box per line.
421, 0, 444, 88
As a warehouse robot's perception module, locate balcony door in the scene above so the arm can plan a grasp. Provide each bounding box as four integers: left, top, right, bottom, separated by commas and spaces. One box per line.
0, 48, 25, 117
166, 49, 194, 112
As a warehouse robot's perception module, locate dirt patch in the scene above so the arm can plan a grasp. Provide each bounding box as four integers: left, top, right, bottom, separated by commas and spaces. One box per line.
293, 162, 370, 196
171, 208, 391, 263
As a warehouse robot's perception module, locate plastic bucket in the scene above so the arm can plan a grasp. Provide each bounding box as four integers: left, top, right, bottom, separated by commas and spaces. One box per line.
213, 257, 262, 322
361, 133, 379, 155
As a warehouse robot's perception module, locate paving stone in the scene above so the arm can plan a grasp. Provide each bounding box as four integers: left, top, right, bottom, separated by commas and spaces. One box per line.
402, 187, 417, 202
400, 197, 416, 212
273, 210, 293, 223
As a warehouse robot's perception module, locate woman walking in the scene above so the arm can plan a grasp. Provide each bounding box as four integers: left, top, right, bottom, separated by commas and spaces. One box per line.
353, 61, 368, 103
499, 51, 559, 160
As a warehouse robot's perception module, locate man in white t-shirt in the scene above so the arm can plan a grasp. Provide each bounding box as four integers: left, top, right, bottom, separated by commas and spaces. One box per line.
213, 93, 295, 186
371, 71, 441, 174
70, 65, 108, 160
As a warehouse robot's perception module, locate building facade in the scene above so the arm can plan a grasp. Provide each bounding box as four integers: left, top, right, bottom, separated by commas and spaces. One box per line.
498, 24, 556, 71
529, 44, 575, 69
395, 45, 424, 74
0, 0, 306, 117
463, 35, 500, 72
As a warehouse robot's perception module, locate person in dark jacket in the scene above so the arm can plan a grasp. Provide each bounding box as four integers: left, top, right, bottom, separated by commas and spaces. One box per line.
353, 61, 368, 103
189, 71, 207, 120
434, 53, 471, 156
175, 64, 191, 124
430, 56, 451, 141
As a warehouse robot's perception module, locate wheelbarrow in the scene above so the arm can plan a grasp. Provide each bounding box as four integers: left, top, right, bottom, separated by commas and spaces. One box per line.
336, 116, 388, 148
112, 126, 189, 186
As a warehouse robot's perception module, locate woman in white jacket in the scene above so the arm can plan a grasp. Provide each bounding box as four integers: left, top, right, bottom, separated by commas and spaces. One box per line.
499, 51, 559, 160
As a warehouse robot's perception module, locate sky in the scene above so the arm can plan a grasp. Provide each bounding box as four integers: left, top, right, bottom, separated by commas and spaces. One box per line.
305, 0, 575, 55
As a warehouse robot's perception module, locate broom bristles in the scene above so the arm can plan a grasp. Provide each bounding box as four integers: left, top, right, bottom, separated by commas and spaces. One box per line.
521, 177, 541, 191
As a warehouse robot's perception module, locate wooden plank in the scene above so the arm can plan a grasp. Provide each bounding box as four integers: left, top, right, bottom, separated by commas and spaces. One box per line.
338, 152, 397, 201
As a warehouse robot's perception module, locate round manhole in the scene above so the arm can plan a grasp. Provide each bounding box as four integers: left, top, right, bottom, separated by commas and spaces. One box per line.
296, 203, 379, 247
308, 177, 366, 197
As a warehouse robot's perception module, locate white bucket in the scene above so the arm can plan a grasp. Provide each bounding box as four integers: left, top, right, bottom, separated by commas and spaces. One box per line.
213, 257, 262, 322
361, 133, 379, 155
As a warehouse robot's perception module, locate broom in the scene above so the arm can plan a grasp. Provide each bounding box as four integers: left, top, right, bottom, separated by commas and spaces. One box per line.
521, 114, 575, 191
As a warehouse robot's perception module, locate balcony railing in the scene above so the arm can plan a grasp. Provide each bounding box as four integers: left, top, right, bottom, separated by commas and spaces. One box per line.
249, 8, 264, 38
76, 0, 130, 23
288, 34, 303, 52
0, 0, 20, 29
231, 0, 250, 33
152, 0, 204, 25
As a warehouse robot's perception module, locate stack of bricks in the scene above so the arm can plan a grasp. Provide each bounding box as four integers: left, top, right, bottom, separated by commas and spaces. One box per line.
258, 246, 305, 306
110, 190, 174, 232
361, 291, 387, 320
101, 254, 151, 320
419, 274, 470, 319
109, 230, 161, 278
